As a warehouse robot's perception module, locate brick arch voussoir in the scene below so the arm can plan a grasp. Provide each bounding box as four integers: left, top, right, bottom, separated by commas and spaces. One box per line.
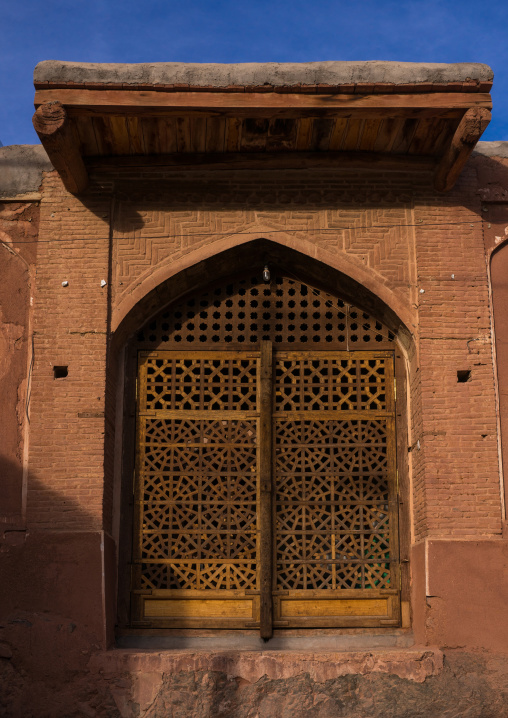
111, 229, 416, 353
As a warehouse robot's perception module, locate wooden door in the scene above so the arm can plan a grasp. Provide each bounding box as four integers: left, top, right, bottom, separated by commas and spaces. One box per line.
131, 348, 400, 632
132, 350, 263, 628
272, 351, 400, 628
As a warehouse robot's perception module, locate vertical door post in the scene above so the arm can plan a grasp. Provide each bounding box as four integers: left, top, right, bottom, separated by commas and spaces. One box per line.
259, 340, 273, 639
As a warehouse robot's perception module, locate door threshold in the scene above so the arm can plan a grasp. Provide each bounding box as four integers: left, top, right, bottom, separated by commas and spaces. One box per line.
117, 630, 414, 651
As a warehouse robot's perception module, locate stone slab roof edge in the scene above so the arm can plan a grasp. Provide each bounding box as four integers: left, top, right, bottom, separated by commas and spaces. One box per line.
0, 145, 53, 198
474, 141, 508, 158
34, 60, 493, 89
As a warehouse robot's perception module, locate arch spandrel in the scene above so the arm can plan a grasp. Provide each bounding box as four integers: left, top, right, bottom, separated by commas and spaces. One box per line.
111, 236, 416, 355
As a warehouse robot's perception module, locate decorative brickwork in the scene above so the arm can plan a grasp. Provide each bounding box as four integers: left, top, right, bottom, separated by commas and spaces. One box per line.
25, 166, 501, 541
110, 175, 417, 320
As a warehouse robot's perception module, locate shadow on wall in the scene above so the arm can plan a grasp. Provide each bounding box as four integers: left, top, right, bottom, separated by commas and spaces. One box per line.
0, 454, 112, 688
472, 152, 508, 202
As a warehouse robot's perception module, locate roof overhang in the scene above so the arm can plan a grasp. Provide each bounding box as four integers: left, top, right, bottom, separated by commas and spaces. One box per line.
32, 61, 493, 194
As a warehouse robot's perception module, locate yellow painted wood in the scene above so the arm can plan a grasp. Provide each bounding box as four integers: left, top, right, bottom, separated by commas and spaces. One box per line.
280, 598, 388, 618
144, 598, 253, 618
133, 344, 400, 630
401, 601, 411, 628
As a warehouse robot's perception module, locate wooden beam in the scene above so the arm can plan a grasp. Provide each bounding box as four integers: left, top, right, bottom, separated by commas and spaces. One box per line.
87, 150, 436, 172
434, 107, 491, 192
32, 101, 88, 194
34, 89, 492, 120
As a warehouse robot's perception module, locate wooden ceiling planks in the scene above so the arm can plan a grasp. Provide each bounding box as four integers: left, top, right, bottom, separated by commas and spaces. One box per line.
342, 119, 364, 151
225, 117, 242, 152
33, 82, 492, 194
206, 117, 226, 153
328, 118, 348, 150
266, 119, 298, 151
296, 118, 313, 150
70, 115, 479, 164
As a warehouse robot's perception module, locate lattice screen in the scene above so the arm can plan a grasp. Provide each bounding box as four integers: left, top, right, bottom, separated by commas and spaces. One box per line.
136, 274, 395, 350
136, 354, 260, 594
133, 348, 399, 630
132, 271, 400, 630
274, 354, 395, 594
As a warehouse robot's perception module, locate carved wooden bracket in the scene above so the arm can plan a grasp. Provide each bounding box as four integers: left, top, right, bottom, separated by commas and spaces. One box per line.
32, 101, 88, 194
434, 107, 491, 192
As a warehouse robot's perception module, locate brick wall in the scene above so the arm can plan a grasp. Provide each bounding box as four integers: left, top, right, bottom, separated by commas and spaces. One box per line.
0, 199, 38, 525
27, 173, 111, 529
24, 163, 503, 542
413, 173, 501, 537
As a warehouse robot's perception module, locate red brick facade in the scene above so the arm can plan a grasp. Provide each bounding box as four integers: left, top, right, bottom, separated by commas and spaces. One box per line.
2, 149, 508, 714
22, 164, 503, 540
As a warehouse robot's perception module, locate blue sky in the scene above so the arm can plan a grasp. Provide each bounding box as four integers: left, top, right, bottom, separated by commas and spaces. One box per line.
1, 0, 508, 146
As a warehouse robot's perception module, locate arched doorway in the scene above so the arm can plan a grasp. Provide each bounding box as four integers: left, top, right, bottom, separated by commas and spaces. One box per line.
126, 264, 403, 638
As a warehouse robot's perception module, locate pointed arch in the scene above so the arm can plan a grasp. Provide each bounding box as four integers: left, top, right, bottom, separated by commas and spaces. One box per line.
111, 234, 416, 353
110, 236, 413, 633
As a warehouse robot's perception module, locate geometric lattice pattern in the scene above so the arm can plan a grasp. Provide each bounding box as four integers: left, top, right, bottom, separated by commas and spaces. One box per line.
136, 274, 395, 350
141, 356, 258, 411
138, 414, 258, 591
134, 346, 397, 626
274, 354, 395, 592
275, 357, 388, 412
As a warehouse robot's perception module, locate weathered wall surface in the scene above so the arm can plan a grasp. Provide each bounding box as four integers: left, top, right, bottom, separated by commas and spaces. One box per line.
413, 170, 500, 540
26, 172, 111, 530
0, 146, 50, 528
2, 148, 508, 715
3, 648, 508, 718
0, 200, 38, 525
473, 148, 508, 530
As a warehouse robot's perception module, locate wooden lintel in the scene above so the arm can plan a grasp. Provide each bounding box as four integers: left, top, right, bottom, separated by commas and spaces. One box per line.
87, 150, 436, 173
34, 89, 492, 120
434, 107, 491, 192
32, 101, 88, 194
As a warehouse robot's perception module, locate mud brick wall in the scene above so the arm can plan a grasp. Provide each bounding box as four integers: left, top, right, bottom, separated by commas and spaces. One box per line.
26, 173, 112, 530
23, 164, 503, 543
413, 172, 501, 538
0, 199, 39, 526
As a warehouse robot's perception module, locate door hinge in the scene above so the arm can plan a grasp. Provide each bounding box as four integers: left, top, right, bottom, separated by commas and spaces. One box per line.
394, 377, 397, 402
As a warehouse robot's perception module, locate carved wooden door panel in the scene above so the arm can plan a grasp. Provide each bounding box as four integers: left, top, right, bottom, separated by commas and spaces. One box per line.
131, 347, 400, 632
272, 351, 400, 628
132, 351, 262, 628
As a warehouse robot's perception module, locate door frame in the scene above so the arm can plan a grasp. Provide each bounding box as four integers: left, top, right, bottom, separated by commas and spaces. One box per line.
126, 345, 404, 635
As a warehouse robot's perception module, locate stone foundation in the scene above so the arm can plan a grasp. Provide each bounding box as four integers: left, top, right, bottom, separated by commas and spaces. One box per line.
3, 649, 508, 717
